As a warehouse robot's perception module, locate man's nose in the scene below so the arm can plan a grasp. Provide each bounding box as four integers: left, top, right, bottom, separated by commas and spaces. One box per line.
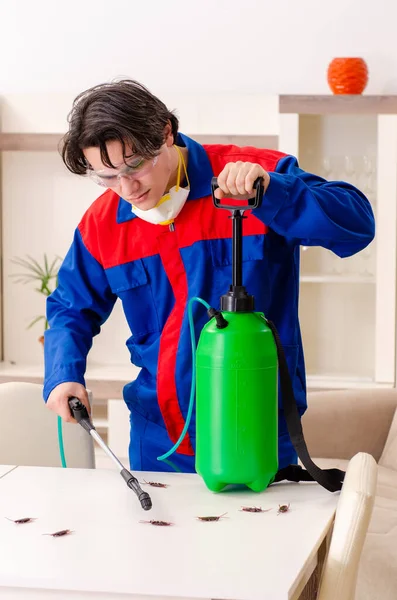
120, 175, 140, 197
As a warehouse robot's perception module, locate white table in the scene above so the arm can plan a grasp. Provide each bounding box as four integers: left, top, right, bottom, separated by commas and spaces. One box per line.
0, 466, 338, 600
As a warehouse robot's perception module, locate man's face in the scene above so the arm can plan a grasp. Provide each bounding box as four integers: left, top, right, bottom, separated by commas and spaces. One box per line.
83, 127, 175, 211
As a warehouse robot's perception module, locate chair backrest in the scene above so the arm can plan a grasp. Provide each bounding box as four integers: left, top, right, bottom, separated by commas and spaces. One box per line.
0, 381, 95, 468
317, 452, 378, 600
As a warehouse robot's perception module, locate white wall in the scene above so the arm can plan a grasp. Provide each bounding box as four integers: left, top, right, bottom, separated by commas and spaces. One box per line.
1, 0, 397, 96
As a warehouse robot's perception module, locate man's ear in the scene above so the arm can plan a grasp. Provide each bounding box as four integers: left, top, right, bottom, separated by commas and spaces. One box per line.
164, 122, 174, 147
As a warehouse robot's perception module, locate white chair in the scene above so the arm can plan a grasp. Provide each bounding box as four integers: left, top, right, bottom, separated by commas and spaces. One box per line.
317, 452, 378, 600
0, 381, 95, 468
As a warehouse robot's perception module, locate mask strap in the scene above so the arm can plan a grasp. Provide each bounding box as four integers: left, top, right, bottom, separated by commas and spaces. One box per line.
174, 145, 190, 190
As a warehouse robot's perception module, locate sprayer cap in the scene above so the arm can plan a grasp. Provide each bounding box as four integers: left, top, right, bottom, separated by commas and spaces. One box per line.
220, 286, 255, 312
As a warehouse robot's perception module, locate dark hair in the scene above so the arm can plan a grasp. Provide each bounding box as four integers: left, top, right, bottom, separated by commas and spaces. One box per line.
60, 79, 179, 175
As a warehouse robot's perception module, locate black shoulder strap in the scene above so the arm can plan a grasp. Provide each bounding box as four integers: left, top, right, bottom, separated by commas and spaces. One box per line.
266, 320, 345, 493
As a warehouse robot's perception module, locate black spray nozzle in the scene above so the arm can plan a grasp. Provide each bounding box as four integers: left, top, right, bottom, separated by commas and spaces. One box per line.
207, 307, 229, 329
68, 397, 95, 433
121, 469, 152, 510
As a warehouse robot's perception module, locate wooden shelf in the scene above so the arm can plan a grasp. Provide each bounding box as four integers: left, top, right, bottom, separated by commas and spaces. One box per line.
300, 275, 375, 284
92, 418, 108, 429
0, 133, 64, 151
306, 374, 392, 390
0, 133, 278, 152
279, 95, 397, 115
191, 134, 278, 149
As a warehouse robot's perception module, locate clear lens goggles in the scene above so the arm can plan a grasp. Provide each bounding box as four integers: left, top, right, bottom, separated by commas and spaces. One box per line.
87, 155, 158, 187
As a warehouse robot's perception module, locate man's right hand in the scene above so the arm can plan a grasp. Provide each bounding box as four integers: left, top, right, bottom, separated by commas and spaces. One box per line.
46, 382, 91, 423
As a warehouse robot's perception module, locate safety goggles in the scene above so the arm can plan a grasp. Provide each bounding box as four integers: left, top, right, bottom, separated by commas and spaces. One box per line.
87, 155, 159, 187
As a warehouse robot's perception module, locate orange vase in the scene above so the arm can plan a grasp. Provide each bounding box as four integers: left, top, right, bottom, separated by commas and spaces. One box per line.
327, 58, 368, 95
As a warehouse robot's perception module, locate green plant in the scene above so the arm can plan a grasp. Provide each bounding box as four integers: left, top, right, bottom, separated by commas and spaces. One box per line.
10, 254, 62, 333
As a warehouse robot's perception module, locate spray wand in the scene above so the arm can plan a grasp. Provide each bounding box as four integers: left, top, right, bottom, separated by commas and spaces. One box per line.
68, 397, 152, 511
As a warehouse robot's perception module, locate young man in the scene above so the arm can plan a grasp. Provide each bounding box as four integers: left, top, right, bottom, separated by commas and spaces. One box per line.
44, 79, 375, 473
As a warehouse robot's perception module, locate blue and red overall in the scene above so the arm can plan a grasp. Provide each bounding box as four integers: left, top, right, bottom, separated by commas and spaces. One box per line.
44, 134, 375, 472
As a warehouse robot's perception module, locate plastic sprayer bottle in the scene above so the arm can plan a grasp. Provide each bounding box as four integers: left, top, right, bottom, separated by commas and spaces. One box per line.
195, 178, 279, 492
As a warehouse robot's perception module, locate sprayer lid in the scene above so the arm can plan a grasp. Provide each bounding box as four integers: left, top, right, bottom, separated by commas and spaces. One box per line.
220, 286, 255, 312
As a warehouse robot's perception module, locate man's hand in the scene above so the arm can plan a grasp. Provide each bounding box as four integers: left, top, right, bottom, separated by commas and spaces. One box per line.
214, 162, 270, 200
46, 382, 90, 423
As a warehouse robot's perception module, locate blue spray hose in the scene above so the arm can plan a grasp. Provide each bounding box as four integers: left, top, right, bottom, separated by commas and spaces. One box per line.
157, 296, 210, 462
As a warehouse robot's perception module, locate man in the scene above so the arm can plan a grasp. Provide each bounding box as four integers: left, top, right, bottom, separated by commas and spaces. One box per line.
44, 79, 375, 472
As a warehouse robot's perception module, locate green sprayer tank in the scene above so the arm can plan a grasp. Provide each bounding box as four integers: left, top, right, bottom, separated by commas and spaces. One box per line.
195, 178, 279, 493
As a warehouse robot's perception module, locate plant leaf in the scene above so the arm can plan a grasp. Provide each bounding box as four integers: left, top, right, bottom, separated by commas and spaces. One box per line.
11, 254, 63, 297
26, 255, 46, 277
11, 257, 43, 277
44, 253, 49, 277
10, 274, 40, 283
48, 256, 61, 277
27, 315, 45, 329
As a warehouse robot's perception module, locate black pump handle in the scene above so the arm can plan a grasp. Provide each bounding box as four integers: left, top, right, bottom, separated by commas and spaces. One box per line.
211, 176, 264, 211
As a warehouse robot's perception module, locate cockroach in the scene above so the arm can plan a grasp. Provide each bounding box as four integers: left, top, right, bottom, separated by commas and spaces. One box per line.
196, 512, 228, 522
5, 517, 36, 524
277, 503, 291, 515
43, 529, 74, 537
140, 519, 173, 526
142, 480, 168, 488
240, 506, 272, 513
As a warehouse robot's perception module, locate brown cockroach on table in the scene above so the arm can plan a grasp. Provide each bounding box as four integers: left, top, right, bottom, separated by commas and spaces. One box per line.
240, 506, 272, 513
196, 512, 228, 522
5, 517, 37, 524
42, 529, 74, 537
141, 480, 168, 488
140, 519, 173, 526
277, 503, 291, 515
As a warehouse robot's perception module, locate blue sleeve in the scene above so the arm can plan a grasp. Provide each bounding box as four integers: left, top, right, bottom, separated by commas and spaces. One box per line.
43, 228, 117, 400
253, 155, 375, 257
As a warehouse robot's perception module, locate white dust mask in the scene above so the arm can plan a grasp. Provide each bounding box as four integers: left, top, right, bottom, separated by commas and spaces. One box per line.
131, 146, 190, 225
